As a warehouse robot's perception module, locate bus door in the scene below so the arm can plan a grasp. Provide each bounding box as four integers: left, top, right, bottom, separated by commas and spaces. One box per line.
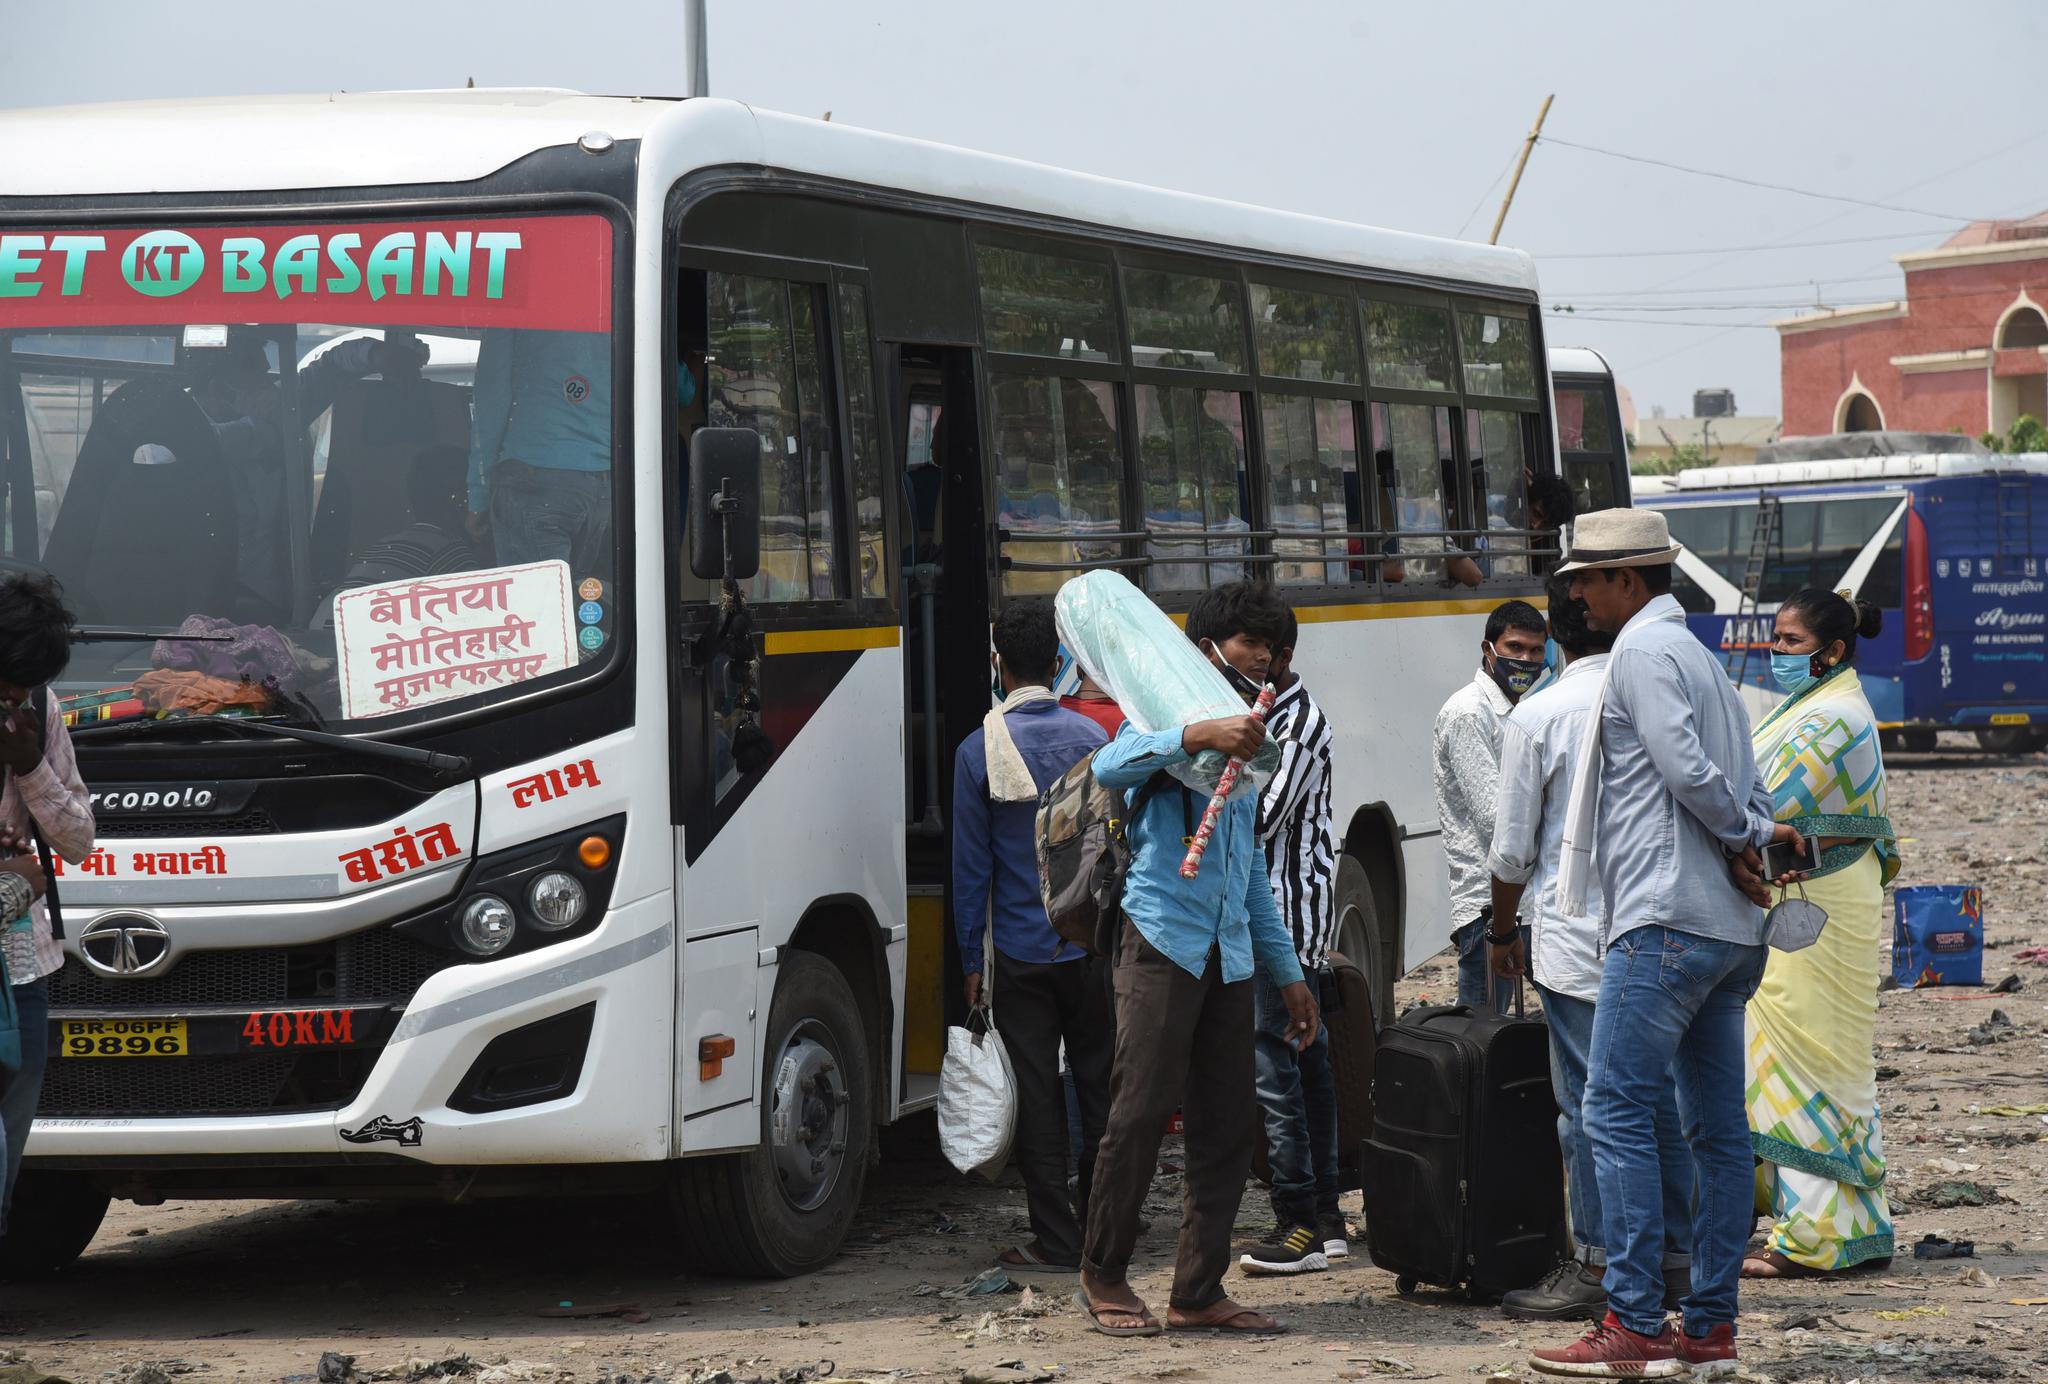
889, 342, 988, 1084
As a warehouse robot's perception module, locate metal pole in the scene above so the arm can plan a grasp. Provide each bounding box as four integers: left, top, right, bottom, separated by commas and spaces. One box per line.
683, 0, 710, 98
1488, 93, 1554, 245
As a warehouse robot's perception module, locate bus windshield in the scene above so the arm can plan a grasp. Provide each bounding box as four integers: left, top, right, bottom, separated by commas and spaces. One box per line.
0, 213, 619, 732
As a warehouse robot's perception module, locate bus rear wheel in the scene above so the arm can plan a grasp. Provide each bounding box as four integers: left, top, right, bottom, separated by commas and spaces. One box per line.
0, 1171, 109, 1280
1334, 853, 1397, 1026
668, 950, 872, 1278
1975, 726, 2034, 755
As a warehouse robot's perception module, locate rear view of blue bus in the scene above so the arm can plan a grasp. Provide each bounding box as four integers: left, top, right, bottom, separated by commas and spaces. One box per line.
1642, 454, 2048, 752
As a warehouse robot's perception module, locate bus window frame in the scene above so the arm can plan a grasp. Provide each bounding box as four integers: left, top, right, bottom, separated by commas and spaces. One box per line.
679, 244, 893, 630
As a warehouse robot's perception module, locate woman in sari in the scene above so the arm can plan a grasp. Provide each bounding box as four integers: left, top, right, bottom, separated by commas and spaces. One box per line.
1743, 588, 1898, 1277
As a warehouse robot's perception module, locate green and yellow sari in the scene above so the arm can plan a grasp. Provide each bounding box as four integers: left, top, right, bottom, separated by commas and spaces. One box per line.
1746, 665, 1899, 1272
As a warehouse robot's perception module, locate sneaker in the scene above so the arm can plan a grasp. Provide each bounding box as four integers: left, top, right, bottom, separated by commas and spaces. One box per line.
1318, 1215, 1351, 1259
1528, 1312, 1684, 1378
1236, 1222, 1329, 1276
1501, 1259, 1607, 1322
1676, 1322, 1738, 1380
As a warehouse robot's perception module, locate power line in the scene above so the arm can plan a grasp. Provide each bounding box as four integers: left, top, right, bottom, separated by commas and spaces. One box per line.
1536, 134, 1986, 222
1544, 273, 1897, 299
1453, 148, 1522, 241
1534, 227, 1946, 260
1551, 315, 1781, 329
1556, 280, 2035, 314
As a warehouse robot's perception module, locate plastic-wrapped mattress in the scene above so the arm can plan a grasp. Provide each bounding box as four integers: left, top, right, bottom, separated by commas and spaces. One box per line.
1054, 569, 1277, 797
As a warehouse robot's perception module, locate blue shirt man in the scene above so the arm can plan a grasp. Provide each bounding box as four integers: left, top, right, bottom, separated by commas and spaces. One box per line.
467, 329, 613, 574
949, 601, 1111, 1274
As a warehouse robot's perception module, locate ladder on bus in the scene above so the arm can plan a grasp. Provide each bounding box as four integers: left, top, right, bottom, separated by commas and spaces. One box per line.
1995, 474, 2033, 577
1730, 493, 1781, 691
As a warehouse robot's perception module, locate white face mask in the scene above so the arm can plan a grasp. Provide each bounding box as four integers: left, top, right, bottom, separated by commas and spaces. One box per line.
1765, 881, 1829, 952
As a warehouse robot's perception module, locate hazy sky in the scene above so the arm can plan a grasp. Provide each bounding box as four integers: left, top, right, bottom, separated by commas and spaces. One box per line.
7, 0, 2045, 421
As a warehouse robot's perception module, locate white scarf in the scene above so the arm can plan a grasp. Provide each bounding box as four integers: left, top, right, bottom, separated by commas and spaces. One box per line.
1556, 595, 1686, 915
984, 685, 1059, 802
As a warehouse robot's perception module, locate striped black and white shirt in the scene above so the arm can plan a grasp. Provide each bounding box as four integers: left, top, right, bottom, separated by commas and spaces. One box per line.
1257, 680, 1337, 972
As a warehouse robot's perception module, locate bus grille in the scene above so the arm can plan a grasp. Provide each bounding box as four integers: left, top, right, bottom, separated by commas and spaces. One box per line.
42, 927, 455, 1119
97, 810, 279, 838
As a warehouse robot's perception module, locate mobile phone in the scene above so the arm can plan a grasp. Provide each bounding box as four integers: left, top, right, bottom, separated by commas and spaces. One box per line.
1760, 836, 1813, 882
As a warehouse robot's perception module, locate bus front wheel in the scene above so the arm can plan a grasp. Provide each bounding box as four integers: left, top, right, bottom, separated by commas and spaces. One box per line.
668, 951, 873, 1277
0, 1172, 109, 1279
1975, 726, 2034, 755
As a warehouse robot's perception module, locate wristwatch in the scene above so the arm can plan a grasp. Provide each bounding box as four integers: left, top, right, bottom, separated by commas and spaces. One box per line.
1480, 905, 1519, 946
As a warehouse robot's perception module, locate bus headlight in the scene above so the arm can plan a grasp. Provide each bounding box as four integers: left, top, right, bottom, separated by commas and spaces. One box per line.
528, 871, 587, 930
458, 895, 517, 956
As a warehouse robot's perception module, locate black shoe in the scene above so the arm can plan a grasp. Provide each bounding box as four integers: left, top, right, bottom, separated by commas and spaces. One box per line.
1662, 1264, 1692, 1311
1318, 1215, 1351, 1260
1237, 1222, 1329, 1276
1499, 1259, 1607, 1321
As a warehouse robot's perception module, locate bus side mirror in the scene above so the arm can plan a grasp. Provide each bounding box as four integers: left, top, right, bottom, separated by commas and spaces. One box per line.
687, 428, 762, 582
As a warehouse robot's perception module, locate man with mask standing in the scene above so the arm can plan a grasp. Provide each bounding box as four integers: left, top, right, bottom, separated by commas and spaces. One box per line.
1431, 600, 1547, 1012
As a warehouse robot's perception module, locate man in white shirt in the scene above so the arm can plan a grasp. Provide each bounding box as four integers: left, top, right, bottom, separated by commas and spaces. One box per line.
1431, 600, 1547, 1012
1486, 574, 1692, 1323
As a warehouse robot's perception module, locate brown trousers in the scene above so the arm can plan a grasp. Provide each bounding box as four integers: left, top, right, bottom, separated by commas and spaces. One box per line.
1080, 918, 1256, 1311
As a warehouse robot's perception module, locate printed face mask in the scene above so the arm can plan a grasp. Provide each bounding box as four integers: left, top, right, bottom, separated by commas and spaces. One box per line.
1771, 651, 1819, 695
1486, 643, 1545, 698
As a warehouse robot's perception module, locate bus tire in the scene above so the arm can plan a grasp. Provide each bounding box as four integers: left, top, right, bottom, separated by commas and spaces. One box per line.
0, 1172, 109, 1280
668, 950, 872, 1278
1334, 853, 1397, 1026
1975, 726, 2033, 755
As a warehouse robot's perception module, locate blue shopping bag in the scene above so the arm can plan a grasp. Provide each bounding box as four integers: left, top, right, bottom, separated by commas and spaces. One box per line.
1891, 885, 1984, 988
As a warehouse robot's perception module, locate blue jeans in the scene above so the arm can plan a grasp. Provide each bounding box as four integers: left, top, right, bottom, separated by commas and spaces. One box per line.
489, 460, 613, 574
1252, 970, 1340, 1227
1537, 983, 1690, 1272
0, 978, 51, 1233
1583, 927, 1766, 1337
1452, 917, 1515, 1014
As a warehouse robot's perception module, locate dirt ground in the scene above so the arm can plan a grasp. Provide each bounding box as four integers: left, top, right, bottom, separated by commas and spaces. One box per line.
4, 738, 2047, 1384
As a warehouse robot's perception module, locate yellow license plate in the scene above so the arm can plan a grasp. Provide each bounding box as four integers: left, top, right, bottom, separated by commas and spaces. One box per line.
1990, 712, 2032, 726
59, 1018, 188, 1058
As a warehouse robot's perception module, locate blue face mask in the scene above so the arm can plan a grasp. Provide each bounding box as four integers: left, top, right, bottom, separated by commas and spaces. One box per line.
1771, 652, 1819, 695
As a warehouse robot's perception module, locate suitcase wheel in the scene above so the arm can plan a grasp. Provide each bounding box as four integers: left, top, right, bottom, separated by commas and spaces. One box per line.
1395, 1276, 1418, 1296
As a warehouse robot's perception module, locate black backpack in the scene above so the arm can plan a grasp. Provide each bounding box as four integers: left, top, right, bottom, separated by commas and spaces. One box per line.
1034, 760, 1185, 960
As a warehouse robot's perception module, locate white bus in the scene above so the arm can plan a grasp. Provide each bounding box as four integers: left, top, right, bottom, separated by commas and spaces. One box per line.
0, 89, 1575, 1276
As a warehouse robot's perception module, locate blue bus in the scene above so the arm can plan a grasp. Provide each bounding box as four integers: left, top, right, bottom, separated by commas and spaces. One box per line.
1635, 453, 2048, 753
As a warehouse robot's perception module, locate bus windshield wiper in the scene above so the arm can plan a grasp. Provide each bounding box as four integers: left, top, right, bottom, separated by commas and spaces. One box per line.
75, 714, 471, 777
70, 628, 234, 644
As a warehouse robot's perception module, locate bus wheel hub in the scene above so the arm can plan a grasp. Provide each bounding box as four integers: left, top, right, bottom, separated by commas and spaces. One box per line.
771, 1028, 850, 1211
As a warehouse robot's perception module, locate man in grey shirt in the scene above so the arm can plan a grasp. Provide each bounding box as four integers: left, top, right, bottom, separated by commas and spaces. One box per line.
1528, 510, 1800, 1382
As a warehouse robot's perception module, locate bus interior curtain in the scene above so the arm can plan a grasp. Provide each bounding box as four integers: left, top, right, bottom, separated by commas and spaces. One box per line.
2, 366, 33, 560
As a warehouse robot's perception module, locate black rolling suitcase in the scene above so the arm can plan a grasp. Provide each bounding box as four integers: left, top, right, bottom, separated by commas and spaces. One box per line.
1360, 988, 1566, 1300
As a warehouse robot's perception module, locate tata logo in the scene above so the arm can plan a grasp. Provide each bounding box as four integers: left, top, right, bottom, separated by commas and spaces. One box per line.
77, 912, 173, 978
120, 230, 204, 298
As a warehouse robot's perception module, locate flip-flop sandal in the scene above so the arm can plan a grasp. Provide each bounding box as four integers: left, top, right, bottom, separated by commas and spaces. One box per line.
1742, 1250, 1822, 1279
1168, 1304, 1284, 1334
1073, 1288, 1163, 1337
1000, 1244, 1079, 1274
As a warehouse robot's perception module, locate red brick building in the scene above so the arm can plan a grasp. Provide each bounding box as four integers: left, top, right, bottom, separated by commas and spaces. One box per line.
1777, 212, 2048, 438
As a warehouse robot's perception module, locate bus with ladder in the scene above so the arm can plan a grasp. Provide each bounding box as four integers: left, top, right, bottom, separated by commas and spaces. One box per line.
1635, 452, 2048, 753
0, 88, 1588, 1276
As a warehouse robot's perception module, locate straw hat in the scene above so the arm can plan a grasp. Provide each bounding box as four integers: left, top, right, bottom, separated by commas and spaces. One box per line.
1555, 508, 1684, 573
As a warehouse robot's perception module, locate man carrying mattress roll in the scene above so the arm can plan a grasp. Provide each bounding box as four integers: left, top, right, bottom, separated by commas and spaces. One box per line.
1074, 580, 1321, 1338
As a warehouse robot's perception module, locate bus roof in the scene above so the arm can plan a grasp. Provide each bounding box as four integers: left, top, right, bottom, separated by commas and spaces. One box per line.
1547, 346, 1613, 377
1668, 453, 2048, 492
0, 91, 1542, 296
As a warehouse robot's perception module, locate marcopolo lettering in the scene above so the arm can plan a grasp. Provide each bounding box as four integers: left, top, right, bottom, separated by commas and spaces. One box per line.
89, 784, 221, 815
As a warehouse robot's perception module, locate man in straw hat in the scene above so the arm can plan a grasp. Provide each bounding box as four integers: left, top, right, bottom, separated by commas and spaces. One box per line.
1526, 509, 1805, 1381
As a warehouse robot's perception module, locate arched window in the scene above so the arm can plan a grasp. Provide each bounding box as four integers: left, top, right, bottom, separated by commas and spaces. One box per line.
1998, 306, 2048, 349
1840, 392, 1883, 433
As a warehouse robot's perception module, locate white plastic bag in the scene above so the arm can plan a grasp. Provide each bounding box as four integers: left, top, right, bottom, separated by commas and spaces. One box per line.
1054, 568, 1279, 796
938, 1008, 1017, 1179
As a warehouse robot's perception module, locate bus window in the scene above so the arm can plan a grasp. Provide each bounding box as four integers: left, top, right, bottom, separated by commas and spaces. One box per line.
836, 284, 889, 602
976, 242, 1117, 363
1465, 408, 1533, 574
1364, 300, 1456, 393
1816, 496, 1905, 601
1137, 385, 1248, 592
1861, 516, 1905, 609
1457, 307, 1538, 399
1372, 401, 1456, 583
1556, 383, 1626, 512
1760, 502, 1819, 602
1124, 268, 1247, 373
1661, 502, 1750, 587
990, 373, 1121, 594
1264, 395, 1358, 586
1249, 282, 1360, 384
708, 273, 842, 603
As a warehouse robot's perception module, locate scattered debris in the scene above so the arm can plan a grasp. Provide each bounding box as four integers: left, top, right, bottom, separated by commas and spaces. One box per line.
1913, 1234, 1976, 1259
1874, 1304, 1948, 1321
1958, 1266, 1999, 1288
1988, 972, 2024, 993
959, 1365, 1056, 1384
533, 1302, 652, 1324
938, 1268, 1015, 1299
1910, 1179, 2007, 1208
1978, 1103, 2048, 1117
1966, 1009, 2018, 1044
